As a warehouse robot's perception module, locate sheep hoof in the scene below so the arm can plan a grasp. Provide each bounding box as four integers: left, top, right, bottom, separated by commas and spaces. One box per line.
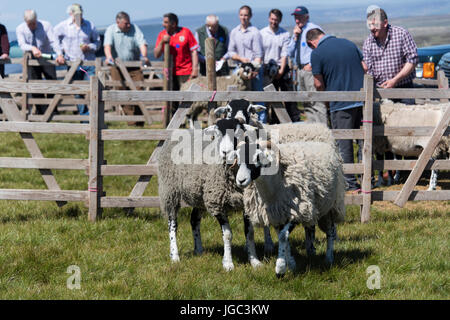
250, 259, 263, 269
223, 261, 234, 272
171, 255, 180, 263
275, 258, 287, 276
287, 258, 296, 271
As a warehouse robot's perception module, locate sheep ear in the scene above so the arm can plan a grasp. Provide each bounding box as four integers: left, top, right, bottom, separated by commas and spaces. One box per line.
247, 104, 266, 114
214, 105, 232, 117
204, 125, 219, 136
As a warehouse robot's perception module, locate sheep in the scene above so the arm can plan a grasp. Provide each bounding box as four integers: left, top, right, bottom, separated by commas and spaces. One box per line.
158, 113, 275, 271
228, 134, 346, 277
373, 100, 450, 190
180, 74, 250, 127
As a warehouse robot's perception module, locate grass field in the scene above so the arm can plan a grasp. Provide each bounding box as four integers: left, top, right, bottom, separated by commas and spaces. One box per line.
0, 123, 449, 300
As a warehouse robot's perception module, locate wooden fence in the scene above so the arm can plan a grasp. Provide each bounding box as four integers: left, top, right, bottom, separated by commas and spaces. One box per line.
1, 53, 169, 125
1, 75, 450, 222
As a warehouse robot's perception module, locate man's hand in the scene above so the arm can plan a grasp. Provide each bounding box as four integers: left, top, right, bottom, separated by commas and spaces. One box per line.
189, 68, 198, 80
0, 53, 9, 60
55, 55, 65, 65
162, 35, 171, 43
380, 78, 398, 88
31, 47, 42, 58
80, 44, 90, 53
302, 63, 312, 72
293, 25, 302, 38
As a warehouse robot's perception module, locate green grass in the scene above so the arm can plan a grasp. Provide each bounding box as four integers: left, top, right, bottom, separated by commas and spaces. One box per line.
0, 124, 448, 299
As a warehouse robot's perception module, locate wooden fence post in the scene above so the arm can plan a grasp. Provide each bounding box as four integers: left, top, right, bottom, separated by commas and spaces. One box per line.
437, 70, 449, 103
361, 75, 374, 223
206, 38, 217, 124
163, 39, 172, 128
88, 76, 104, 221
21, 52, 30, 117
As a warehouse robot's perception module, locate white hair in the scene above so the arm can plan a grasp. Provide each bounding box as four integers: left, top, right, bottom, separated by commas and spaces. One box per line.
67, 4, 83, 15
205, 14, 219, 25
24, 9, 37, 22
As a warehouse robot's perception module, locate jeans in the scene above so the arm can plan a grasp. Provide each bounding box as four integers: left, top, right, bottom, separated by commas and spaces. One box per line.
72, 65, 95, 116
330, 107, 363, 190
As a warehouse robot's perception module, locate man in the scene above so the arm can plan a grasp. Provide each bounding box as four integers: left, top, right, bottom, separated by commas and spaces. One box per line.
363, 6, 418, 104
195, 14, 229, 76
260, 8, 300, 122
0, 23, 10, 78
16, 10, 65, 114
104, 11, 149, 126
54, 4, 100, 117
307, 28, 365, 191
228, 5, 266, 123
154, 13, 199, 92
287, 6, 327, 125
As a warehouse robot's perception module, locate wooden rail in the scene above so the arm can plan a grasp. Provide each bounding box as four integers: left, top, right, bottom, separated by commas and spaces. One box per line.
1, 49, 450, 223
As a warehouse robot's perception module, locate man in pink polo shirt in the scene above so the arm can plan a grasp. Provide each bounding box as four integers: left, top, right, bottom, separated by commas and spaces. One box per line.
154, 12, 199, 91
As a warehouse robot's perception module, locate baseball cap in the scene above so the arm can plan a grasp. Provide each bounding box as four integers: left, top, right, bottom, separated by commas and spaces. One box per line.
291, 6, 309, 15
68, 4, 83, 15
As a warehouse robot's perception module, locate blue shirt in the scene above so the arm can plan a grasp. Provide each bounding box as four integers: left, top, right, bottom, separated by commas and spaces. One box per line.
311, 35, 364, 112
104, 23, 147, 61
287, 21, 322, 66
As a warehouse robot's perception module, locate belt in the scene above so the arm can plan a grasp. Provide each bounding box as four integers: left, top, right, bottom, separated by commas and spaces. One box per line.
299, 63, 309, 68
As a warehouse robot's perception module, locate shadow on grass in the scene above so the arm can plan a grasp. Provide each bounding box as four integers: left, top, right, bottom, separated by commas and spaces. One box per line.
205, 239, 373, 276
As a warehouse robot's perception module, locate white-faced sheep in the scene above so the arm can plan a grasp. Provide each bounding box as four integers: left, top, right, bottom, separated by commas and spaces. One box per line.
373, 100, 450, 190
228, 133, 346, 277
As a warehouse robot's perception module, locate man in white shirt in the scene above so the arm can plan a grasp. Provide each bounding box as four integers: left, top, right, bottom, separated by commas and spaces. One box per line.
260, 9, 300, 122
16, 9, 65, 114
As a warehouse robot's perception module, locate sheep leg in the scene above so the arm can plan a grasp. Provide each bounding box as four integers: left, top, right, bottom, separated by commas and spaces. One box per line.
318, 216, 337, 265
393, 153, 401, 184
275, 222, 292, 277
304, 225, 316, 257
428, 167, 438, 191
286, 222, 298, 271
190, 207, 203, 255
168, 217, 180, 262
216, 214, 234, 271
263, 226, 275, 256
243, 215, 262, 268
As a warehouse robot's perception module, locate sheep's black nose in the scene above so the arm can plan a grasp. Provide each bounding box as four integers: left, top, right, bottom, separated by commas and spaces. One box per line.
238, 178, 246, 185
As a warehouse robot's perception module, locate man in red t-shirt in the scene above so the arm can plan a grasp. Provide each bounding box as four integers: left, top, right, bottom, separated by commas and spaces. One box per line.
154, 13, 199, 91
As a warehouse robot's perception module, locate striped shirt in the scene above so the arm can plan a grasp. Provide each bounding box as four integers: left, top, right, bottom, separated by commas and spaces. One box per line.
54, 17, 100, 61
363, 25, 418, 87
16, 20, 62, 56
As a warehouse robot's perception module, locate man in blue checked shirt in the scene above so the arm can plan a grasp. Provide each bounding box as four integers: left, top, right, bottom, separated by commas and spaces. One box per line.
287, 6, 327, 125
54, 3, 100, 117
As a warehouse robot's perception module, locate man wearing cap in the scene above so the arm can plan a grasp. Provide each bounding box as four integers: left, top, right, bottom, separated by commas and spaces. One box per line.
363, 7, 418, 104
307, 28, 365, 191
16, 9, 65, 114
104, 11, 149, 126
287, 6, 327, 125
54, 3, 100, 117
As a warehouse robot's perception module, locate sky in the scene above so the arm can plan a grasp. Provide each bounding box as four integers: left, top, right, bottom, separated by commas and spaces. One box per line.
0, 0, 393, 31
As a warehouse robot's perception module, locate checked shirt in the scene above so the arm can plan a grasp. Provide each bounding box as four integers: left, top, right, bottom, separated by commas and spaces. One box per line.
363, 24, 418, 87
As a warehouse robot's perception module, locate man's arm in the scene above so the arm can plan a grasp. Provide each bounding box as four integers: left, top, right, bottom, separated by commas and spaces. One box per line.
154, 34, 168, 59
313, 74, 325, 91
380, 62, 415, 88
190, 49, 198, 79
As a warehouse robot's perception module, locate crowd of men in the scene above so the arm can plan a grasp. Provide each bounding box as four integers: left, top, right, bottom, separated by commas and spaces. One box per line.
0, 4, 419, 190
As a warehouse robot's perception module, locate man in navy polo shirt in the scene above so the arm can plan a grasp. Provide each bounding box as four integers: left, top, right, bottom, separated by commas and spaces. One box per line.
307, 28, 365, 191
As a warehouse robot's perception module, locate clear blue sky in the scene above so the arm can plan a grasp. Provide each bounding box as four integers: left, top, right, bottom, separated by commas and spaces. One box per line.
1, 0, 386, 31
